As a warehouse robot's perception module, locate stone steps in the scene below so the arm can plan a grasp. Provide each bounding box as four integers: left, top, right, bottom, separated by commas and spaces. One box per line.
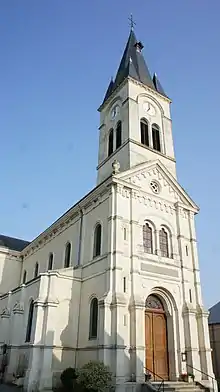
150, 381, 204, 392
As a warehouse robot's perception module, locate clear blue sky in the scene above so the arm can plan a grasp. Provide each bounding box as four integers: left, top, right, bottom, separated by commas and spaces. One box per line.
0, 0, 219, 308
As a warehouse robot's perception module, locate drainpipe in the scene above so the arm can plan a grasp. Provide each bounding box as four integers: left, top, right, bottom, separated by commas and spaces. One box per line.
75, 206, 83, 367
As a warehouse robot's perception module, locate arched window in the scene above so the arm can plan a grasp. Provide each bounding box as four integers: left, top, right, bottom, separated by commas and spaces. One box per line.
140, 119, 149, 147
108, 129, 114, 156
48, 253, 54, 270
116, 121, 122, 149
89, 298, 98, 339
152, 124, 161, 152
25, 299, 34, 342
64, 242, 71, 268
159, 228, 169, 257
23, 270, 27, 284
143, 223, 153, 254
34, 262, 39, 278
93, 224, 102, 258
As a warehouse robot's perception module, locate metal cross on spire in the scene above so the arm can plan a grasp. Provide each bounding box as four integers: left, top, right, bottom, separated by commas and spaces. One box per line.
128, 14, 136, 31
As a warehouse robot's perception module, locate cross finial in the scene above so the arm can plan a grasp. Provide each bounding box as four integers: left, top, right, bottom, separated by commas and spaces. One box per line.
128, 14, 136, 31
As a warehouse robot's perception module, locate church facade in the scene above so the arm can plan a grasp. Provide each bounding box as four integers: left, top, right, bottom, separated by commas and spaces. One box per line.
0, 29, 215, 392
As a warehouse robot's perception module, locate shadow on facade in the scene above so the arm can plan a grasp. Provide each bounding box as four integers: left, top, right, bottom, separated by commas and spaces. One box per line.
1, 269, 144, 391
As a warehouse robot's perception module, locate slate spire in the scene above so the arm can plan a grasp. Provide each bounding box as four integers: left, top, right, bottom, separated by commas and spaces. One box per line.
102, 29, 167, 105
153, 73, 166, 97
114, 29, 155, 91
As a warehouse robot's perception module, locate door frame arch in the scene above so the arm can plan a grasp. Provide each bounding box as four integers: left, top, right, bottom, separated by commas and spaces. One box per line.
145, 294, 169, 380
145, 289, 178, 381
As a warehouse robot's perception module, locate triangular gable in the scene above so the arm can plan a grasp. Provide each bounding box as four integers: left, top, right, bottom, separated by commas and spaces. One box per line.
114, 160, 198, 211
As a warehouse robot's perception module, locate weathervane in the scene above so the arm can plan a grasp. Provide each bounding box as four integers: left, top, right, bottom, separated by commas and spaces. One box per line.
128, 14, 136, 31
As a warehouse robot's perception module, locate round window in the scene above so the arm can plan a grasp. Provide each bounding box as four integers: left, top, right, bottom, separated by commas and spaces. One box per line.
150, 180, 160, 194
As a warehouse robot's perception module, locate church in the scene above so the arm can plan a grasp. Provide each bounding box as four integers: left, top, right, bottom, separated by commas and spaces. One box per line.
0, 27, 215, 392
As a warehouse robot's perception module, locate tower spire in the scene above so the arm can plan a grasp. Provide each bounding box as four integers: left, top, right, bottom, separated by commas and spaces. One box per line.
101, 26, 168, 107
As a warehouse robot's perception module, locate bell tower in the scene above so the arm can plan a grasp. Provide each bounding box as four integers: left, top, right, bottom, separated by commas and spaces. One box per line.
96, 28, 176, 185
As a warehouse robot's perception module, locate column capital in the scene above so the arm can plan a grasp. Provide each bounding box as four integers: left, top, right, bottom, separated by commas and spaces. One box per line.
111, 292, 127, 307
129, 296, 145, 310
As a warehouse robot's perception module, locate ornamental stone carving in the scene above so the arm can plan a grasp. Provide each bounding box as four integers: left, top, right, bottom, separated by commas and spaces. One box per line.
1, 307, 10, 318
112, 159, 120, 174
13, 301, 24, 314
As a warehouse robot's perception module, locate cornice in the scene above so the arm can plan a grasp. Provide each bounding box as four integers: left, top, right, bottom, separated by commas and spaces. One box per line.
127, 77, 172, 103
22, 179, 111, 259
98, 76, 171, 113
112, 179, 177, 216
97, 138, 176, 172
0, 247, 23, 260
130, 139, 176, 162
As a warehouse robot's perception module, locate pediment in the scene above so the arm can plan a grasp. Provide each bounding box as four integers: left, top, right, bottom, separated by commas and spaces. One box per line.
115, 160, 198, 211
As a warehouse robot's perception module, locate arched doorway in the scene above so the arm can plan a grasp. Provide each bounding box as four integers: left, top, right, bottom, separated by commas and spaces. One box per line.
145, 295, 169, 380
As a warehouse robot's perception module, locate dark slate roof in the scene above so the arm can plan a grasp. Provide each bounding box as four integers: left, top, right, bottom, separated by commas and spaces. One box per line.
103, 79, 114, 102
153, 73, 166, 96
0, 235, 30, 252
209, 301, 220, 324
102, 30, 167, 105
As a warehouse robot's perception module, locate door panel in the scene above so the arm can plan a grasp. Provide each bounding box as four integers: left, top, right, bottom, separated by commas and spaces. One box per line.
153, 313, 168, 380
145, 311, 168, 380
145, 312, 153, 374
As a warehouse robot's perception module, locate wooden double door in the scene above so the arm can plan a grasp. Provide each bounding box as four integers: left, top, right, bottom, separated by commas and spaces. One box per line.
145, 295, 169, 380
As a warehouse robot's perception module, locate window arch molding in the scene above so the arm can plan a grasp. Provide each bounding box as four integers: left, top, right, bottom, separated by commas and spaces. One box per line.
108, 128, 114, 156
92, 221, 102, 259
89, 296, 98, 339
25, 298, 35, 343
64, 242, 71, 268
48, 252, 54, 270
22, 269, 27, 284
106, 96, 122, 113
152, 123, 162, 152
34, 262, 39, 278
142, 219, 156, 254
159, 224, 173, 258
140, 118, 150, 147
116, 120, 122, 149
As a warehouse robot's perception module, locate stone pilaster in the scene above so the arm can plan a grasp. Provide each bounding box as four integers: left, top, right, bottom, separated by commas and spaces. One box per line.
0, 291, 13, 346
197, 307, 214, 378
111, 293, 129, 384
98, 293, 112, 369
129, 296, 145, 383
188, 211, 203, 306
7, 285, 26, 380
182, 305, 201, 379
25, 274, 49, 392
38, 275, 59, 391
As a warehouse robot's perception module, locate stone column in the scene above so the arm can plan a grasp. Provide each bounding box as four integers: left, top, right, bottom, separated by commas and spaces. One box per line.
129, 296, 145, 383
